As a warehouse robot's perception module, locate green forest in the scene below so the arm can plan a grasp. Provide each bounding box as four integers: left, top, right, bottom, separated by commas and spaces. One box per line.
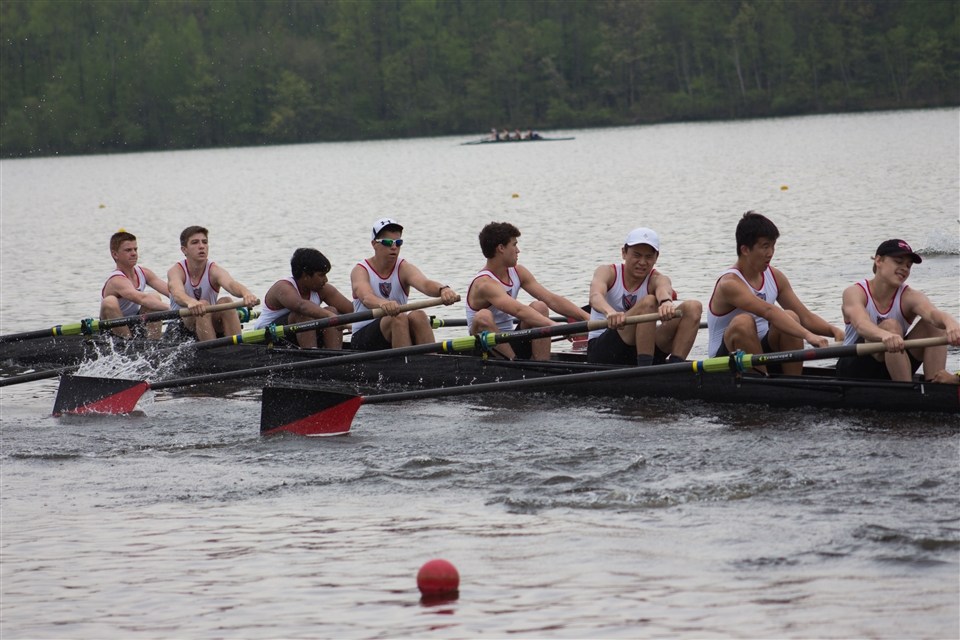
1, 0, 957, 157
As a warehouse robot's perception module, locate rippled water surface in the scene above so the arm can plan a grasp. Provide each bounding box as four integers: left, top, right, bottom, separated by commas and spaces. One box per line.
2, 110, 958, 638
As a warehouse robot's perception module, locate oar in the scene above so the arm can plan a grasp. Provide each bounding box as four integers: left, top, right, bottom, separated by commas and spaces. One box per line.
429, 315, 708, 330
52, 310, 664, 416
10, 298, 446, 392
0, 300, 257, 345
430, 315, 568, 328
0, 308, 263, 388
180, 297, 448, 352
259, 336, 949, 436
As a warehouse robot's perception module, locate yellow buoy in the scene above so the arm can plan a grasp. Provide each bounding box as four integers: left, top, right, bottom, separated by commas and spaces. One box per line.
780, 185, 789, 191
512, 193, 519, 198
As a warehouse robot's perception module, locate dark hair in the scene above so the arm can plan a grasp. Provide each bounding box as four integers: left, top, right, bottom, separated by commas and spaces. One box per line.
291, 247, 331, 279
735, 211, 779, 256
478, 221, 521, 258
110, 231, 136, 253
180, 225, 209, 247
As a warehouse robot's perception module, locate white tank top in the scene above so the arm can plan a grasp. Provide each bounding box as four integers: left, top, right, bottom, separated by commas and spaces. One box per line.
254, 276, 321, 329
842, 279, 911, 345
170, 260, 220, 310
352, 258, 408, 332
707, 267, 780, 357
587, 265, 654, 340
101, 265, 147, 317
465, 267, 521, 332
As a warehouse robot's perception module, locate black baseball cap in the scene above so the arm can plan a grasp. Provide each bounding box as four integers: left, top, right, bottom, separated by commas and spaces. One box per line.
875, 239, 922, 264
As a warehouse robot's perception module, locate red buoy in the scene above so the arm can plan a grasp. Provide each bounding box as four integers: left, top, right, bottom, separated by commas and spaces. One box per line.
417, 559, 460, 597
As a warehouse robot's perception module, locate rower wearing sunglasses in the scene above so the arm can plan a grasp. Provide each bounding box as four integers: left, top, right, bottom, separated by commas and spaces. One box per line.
350, 218, 460, 350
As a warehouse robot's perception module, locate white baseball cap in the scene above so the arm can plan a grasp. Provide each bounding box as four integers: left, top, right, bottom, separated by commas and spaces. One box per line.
371, 218, 403, 240
624, 227, 660, 251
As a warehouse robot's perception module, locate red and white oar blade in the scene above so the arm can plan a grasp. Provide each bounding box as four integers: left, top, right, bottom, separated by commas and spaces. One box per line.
53, 376, 149, 416
260, 387, 362, 437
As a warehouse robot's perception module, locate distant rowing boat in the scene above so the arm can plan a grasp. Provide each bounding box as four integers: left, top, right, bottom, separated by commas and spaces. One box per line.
460, 136, 575, 146
4, 335, 957, 415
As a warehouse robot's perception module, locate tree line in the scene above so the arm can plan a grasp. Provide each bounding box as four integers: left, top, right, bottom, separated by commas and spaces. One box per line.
1, 0, 957, 158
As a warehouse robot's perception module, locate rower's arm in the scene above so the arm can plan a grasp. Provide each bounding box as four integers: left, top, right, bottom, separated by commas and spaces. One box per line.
322, 284, 355, 315
904, 289, 960, 346
210, 264, 258, 307
271, 281, 328, 318
167, 264, 203, 311
587, 265, 617, 316
474, 277, 554, 328
104, 274, 168, 312
351, 263, 388, 309
519, 265, 589, 321
399, 262, 459, 305
142, 266, 171, 298
718, 275, 826, 346
841, 284, 893, 343
772, 268, 843, 341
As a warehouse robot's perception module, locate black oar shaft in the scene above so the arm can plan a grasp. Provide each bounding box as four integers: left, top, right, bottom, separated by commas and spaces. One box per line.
359, 336, 949, 405
149, 312, 663, 391
0, 366, 76, 387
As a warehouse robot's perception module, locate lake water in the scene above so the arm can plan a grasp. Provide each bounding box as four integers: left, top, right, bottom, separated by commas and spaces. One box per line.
1, 109, 958, 638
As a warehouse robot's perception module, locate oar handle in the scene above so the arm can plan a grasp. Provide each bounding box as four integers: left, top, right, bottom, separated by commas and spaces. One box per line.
173, 299, 258, 317
855, 336, 947, 355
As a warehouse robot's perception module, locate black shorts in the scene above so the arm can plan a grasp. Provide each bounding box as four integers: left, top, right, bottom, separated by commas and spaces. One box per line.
350, 318, 392, 351
836, 341, 921, 380
164, 318, 225, 341
586, 328, 668, 365
714, 333, 784, 375
165, 318, 197, 341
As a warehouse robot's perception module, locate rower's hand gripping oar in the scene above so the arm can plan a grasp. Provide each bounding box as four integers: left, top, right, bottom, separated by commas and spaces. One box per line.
52, 296, 455, 415
0, 299, 257, 345
52, 306, 651, 416
260, 336, 949, 436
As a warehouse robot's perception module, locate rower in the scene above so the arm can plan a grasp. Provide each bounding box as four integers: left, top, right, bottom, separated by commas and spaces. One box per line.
466, 221, 590, 361
100, 229, 170, 339
349, 218, 459, 350
254, 248, 353, 349
587, 227, 703, 366
836, 238, 960, 382
706, 211, 844, 375
167, 225, 259, 341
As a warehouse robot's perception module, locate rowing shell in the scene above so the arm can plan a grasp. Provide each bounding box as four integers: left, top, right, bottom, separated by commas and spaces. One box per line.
46, 343, 960, 416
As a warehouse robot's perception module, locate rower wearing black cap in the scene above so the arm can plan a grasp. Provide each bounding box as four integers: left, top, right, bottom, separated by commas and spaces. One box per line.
837, 238, 960, 382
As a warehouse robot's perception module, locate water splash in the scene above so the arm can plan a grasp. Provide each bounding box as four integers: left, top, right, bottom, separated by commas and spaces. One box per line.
74, 340, 196, 381
918, 228, 960, 256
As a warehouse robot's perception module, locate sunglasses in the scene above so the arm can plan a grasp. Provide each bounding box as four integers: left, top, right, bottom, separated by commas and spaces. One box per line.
374, 238, 404, 247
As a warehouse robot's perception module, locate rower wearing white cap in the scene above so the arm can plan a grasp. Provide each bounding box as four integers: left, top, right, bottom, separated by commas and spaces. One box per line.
350, 218, 460, 350
587, 227, 703, 366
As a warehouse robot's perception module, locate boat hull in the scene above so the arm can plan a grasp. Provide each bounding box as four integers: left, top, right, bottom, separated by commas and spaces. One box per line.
3, 336, 958, 415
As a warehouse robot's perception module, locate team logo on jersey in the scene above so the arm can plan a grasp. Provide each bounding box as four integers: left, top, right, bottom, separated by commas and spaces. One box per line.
755, 292, 767, 301
379, 282, 392, 298
193, 287, 203, 300
621, 294, 637, 310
